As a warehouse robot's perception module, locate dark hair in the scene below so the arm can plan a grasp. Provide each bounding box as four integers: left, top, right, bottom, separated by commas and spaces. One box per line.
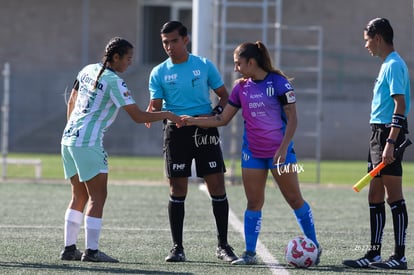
234, 41, 291, 80
160, 21, 188, 37
364, 18, 393, 45
94, 37, 134, 89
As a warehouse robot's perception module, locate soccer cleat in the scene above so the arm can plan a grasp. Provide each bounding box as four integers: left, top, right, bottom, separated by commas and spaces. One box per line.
216, 244, 238, 262
315, 246, 323, 266
342, 254, 381, 268
81, 249, 119, 263
165, 244, 186, 262
369, 255, 407, 270
60, 244, 82, 261
231, 251, 257, 265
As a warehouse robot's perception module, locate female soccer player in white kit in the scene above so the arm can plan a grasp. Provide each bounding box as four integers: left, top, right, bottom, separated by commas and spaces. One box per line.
60, 37, 181, 262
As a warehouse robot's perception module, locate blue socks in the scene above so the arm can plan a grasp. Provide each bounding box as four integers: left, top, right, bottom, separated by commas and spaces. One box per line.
294, 201, 319, 248
243, 202, 318, 253
244, 210, 262, 253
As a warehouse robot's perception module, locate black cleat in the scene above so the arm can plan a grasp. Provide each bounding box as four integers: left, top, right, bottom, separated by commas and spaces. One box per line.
216, 244, 238, 262
60, 244, 82, 261
370, 255, 407, 270
343, 254, 381, 268
81, 249, 119, 263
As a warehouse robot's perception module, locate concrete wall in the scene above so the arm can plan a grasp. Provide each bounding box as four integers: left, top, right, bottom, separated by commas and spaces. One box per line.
1, 0, 413, 161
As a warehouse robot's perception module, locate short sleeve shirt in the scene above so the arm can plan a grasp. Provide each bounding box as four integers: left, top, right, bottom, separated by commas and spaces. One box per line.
370, 51, 411, 124
149, 54, 224, 116
229, 72, 295, 158
61, 63, 135, 147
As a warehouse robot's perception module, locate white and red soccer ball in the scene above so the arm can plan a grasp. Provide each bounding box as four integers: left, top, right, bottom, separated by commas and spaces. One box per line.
285, 236, 318, 268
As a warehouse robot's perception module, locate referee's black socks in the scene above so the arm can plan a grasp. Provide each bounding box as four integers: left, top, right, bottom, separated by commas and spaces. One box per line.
390, 199, 408, 259
168, 196, 186, 248
369, 202, 385, 256
211, 194, 229, 247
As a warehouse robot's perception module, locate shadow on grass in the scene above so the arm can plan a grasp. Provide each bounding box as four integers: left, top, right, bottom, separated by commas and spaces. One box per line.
159, 260, 412, 274
0, 261, 192, 274
293, 264, 412, 274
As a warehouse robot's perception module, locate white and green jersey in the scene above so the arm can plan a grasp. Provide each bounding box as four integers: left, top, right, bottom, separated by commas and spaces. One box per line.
61, 63, 135, 147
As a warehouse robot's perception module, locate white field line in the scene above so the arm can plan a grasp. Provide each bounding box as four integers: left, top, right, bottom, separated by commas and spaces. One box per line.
198, 184, 289, 275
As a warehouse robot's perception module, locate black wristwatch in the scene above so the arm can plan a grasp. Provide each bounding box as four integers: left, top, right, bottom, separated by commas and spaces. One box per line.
386, 138, 396, 145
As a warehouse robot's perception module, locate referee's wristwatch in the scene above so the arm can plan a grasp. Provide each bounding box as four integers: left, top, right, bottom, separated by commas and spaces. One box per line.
386, 138, 396, 145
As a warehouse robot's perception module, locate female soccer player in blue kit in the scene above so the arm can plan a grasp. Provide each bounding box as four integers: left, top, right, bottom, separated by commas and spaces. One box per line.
184, 41, 321, 265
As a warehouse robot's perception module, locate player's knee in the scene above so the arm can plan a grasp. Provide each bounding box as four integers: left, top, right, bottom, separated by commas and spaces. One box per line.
247, 200, 264, 211
287, 197, 304, 210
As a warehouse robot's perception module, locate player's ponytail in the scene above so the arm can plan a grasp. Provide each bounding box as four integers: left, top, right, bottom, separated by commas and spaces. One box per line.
234, 41, 292, 81
93, 37, 134, 89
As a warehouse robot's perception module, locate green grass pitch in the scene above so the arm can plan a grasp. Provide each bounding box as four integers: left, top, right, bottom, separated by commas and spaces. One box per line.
0, 181, 413, 274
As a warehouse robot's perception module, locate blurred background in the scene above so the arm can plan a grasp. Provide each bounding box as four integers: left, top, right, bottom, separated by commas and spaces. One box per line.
1, 0, 413, 162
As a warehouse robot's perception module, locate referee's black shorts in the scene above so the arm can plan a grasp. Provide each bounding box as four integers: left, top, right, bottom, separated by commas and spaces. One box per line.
368, 124, 406, 177
163, 122, 226, 178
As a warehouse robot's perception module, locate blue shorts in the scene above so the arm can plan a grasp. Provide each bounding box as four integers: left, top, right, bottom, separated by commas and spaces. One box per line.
241, 142, 297, 169
61, 145, 108, 182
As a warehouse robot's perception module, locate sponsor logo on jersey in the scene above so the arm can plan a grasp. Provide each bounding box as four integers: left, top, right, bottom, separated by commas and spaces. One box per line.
250, 94, 263, 99
249, 102, 265, 109
285, 83, 293, 90
81, 73, 103, 90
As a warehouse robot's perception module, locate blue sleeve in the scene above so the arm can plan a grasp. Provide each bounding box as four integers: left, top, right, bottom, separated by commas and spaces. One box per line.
388, 61, 407, 96
149, 67, 164, 100
206, 59, 224, 90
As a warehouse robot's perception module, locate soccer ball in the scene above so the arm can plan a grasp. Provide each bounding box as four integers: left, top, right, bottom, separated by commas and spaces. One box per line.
285, 236, 318, 268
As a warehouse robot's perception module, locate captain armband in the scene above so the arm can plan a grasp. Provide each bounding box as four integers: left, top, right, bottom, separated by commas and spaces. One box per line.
73, 79, 79, 90
390, 114, 406, 129
278, 90, 296, 105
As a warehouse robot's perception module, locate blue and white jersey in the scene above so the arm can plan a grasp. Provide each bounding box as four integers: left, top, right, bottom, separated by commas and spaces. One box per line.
149, 54, 224, 116
370, 51, 410, 124
61, 63, 135, 147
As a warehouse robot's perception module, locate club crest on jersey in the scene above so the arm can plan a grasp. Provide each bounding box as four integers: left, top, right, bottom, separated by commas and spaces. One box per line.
286, 90, 296, 103
266, 86, 275, 97
123, 91, 131, 98
192, 70, 201, 76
